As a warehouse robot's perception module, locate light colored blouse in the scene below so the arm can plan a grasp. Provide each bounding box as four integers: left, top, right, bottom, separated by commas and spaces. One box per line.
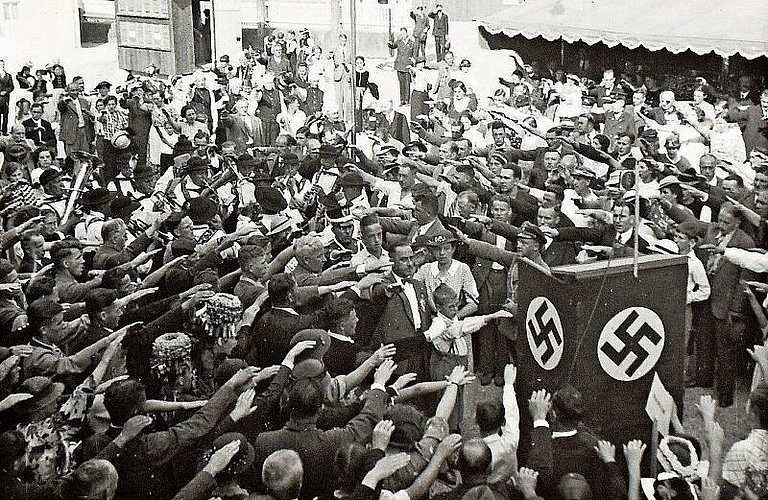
414, 259, 479, 312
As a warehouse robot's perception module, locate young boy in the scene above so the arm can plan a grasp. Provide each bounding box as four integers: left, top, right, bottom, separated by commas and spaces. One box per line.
425, 283, 512, 382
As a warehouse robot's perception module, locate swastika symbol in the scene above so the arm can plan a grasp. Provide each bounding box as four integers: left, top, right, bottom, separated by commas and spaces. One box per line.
528, 301, 562, 364
526, 297, 564, 370
597, 307, 665, 382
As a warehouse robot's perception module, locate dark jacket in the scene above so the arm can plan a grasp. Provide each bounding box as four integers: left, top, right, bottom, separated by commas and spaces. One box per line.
541, 240, 576, 267
0, 469, 64, 500
429, 11, 449, 36
527, 425, 627, 500
22, 117, 56, 148
57, 96, 94, 144
244, 307, 325, 367
87, 384, 238, 500
249, 388, 388, 500
389, 38, 415, 73
0, 72, 13, 109
92, 232, 151, 270
666, 204, 755, 320
368, 271, 432, 379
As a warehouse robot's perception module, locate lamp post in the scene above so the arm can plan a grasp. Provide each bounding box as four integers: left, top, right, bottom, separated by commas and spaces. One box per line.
349, 0, 357, 140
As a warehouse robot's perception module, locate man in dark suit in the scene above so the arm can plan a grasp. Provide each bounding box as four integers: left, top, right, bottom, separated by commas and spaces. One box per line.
527, 386, 626, 500
232, 273, 326, 367
610, 203, 653, 257
459, 199, 518, 386
647, 90, 678, 126
257, 75, 282, 146
587, 69, 618, 108
379, 189, 447, 247
378, 98, 411, 145
428, 4, 449, 62
301, 74, 324, 116
368, 245, 432, 380
536, 203, 576, 267
595, 91, 638, 147
496, 164, 538, 226
732, 75, 760, 107
506, 135, 576, 189
726, 89, 768, 155
388, 27, 415, 106
250, 364, 392, 500
219, 98, 259, 154
233, 243, 268, 309
23, 102, 56, 149
410, 6, 430, 63
694, 204, 755, 407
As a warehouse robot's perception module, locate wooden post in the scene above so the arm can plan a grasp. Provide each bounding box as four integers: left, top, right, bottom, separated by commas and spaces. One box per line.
330, 0, 340, 41
254, 0, 267, 21
388, 7, 394, 57
633, 154, 640, 278
649, 420, 658, 479
560, 38, 565, 66
350, 0, 357, 138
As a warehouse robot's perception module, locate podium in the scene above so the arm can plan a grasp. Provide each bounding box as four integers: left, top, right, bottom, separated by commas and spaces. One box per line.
514, 254, 688, 472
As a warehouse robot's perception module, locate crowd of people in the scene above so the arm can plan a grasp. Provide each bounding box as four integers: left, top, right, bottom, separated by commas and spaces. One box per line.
0, 2, 767, 499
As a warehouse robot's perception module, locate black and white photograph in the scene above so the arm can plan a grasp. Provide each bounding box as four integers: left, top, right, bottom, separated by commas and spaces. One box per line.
0, 0, 767, 499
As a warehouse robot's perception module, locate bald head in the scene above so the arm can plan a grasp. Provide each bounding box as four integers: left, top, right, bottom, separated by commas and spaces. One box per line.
457, 438, 492, 477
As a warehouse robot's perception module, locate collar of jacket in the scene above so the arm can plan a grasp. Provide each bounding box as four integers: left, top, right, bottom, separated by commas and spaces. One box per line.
285, 417, 319, 431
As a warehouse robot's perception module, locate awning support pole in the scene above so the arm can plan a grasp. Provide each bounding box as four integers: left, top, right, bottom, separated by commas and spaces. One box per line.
560, 38, 565, 66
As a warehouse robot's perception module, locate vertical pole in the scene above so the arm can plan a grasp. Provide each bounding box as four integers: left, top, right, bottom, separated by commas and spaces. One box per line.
649, 421, 658, 479
721, 56, 730, 88
633, 156, 640, 278
560, 38, 565, 66
210, 0, 217, 62
254, 0, 267, 21
388, 7, 393, 57
330, 0, 340, 41
72, 0, 83, 48
350, 0, 357, 141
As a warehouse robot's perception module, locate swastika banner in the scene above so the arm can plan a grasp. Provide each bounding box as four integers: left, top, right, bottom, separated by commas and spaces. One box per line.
513, 255, 687, 474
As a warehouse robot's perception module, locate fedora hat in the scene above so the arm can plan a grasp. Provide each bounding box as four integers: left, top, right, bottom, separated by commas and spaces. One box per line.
81, 188, 117, 207
571, 168, 596, 180
132, 164, 155, 180
658, 175, 680, 190
289, 329, 331, 363
337, 171, 365, 187
647, 239, 679, 255
209, 432, 255, 476
16, 376, 65, 416
110, 195, 141, 219
184, 196, 218, 224
254, 187, 287, 214
426, 230, 457, 247
402, 141, 428, 154
185, 156, 210, 173
265, 214, 292, 236
318, 144, 340, 157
